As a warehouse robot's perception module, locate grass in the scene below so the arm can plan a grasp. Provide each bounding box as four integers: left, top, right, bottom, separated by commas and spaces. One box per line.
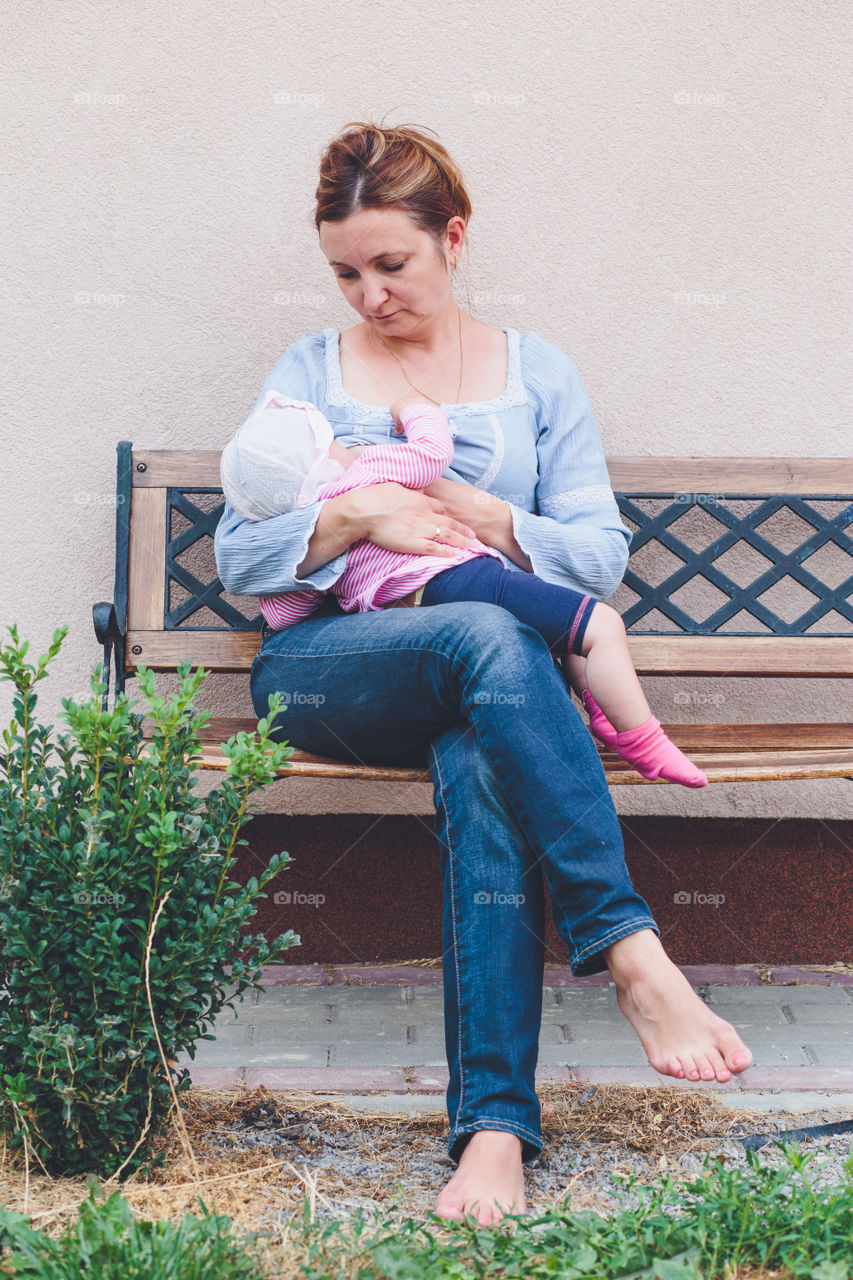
287, 1144, 853, 1279
1, 1085, 851, 1277
0, 1143, 851, 1278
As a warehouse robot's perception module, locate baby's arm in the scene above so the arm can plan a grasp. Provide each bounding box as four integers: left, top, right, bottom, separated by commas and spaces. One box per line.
340, 398, 454, 491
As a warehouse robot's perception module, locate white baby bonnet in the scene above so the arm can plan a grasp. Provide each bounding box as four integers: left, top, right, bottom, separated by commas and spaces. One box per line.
220, 392, 346, 521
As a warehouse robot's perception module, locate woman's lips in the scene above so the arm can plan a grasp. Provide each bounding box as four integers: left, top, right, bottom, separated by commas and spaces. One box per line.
373, 311, 399, 321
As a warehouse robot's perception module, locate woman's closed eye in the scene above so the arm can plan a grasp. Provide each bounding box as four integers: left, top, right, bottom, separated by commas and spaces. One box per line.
336, 263, 405, 280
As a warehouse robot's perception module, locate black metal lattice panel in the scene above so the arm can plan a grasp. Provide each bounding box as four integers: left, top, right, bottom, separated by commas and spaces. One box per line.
614, 494, 853, 635
165, 489, 262, 630
161, 486, 853, 636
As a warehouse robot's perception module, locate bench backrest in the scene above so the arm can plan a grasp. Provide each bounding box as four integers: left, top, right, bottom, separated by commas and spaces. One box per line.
115, 444, 853, 680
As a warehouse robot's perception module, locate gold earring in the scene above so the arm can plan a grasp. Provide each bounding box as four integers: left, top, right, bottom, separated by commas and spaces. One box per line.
451, 256, 458, 270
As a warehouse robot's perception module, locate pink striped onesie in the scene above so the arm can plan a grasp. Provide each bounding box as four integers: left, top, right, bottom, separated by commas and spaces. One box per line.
258, 403, 504, 630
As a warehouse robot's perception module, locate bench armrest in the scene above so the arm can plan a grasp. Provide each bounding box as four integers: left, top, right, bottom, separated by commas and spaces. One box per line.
92, 600, 127, 712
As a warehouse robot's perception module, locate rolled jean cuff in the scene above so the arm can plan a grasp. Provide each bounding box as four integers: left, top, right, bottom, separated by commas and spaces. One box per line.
449, 1119, 542, 1167
570, 918, 661, 977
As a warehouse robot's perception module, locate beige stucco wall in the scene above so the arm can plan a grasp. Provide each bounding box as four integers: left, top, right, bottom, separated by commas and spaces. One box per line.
1, 0, 850, 820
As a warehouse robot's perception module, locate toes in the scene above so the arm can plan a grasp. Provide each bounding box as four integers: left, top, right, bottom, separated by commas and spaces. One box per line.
654, 1055, 686, 1079
434, 1206, 464, 1221
716, 1025, 753, 1073
679, 1054, 701, 1081
703, 1046, 732, 1082
729, 1048, 753, 1072
692, 1051, 725, 1082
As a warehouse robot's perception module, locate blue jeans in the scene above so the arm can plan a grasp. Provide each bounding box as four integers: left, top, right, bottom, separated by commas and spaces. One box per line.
250, 596, 659, 1164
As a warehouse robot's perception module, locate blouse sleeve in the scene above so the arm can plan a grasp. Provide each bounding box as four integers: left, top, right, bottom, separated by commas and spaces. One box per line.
213, 338, 350, 597
508, 332, 632, 601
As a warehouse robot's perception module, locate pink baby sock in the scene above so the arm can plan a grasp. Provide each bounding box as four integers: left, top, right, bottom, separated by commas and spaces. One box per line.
581, 689, 619, 750
615, 716, 708, 788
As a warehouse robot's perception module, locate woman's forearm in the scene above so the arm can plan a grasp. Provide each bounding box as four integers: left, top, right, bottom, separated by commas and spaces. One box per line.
295, 491, 361, 580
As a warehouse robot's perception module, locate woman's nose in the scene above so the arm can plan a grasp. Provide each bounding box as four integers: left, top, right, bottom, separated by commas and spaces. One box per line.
362, 279, 390, 310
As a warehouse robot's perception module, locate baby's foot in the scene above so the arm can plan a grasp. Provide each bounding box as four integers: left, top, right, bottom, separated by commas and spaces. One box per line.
615, 716, 708, 788
581, 689, 619, 749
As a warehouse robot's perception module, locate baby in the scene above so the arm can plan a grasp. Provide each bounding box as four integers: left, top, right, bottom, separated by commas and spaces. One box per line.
220, 391, 707, 788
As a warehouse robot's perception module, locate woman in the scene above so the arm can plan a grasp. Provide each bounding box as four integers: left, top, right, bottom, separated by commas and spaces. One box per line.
214, 120, 752, 1225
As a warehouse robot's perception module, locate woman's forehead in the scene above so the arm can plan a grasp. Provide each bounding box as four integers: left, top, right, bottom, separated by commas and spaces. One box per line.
319, 208, 423, 259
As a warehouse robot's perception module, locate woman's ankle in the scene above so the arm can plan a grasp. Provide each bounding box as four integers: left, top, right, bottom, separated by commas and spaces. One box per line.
604, 928, 665, 984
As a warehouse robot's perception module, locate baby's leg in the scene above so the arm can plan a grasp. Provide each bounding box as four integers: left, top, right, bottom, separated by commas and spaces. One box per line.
575, 604, 651, 731
579, 605, 708, 788
560, 653, 621, 749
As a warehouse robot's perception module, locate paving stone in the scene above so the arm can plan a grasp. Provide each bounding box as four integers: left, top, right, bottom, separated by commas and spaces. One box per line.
571, 1067, 743, 1090
332, 965, 443, 985
242, 1067, 409, 1091
328, 1040, 445, 1068
186, 1066, 246, 1088
570, 1067, 666, 1086
179, 1045, 249, 1068
767, 967, 853, 987
707, 987, 849, 1008
244, 1047, 332, 1067
746, 1045, 814, 1066
254, 985, 407, 1010
542, 968, 613, 987
774, 1010, 853, 1033
189, 1015, 250, 1046
256, 964, 327, 985
680, 966, 763, 986
540, 1015, 652, 1039
803, 1045, 853, 1067
406, 1068, 450, 1092
550, 989, 621, 1014
727, 1089, 853, 1109
737, 1066, 853, 1090
561, 1044, 655, 1067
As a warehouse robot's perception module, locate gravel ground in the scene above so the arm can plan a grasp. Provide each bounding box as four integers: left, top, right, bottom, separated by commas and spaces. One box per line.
196, 1090, 853, 1222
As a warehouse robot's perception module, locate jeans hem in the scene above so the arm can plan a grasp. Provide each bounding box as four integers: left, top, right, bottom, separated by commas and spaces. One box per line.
570, 917, 660, 977
448, 1120, 542, 1166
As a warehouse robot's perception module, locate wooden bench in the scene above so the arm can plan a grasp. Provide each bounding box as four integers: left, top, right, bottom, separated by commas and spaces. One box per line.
93, 445, 853, 786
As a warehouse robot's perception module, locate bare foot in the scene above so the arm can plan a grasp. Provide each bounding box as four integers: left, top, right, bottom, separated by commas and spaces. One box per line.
434, 1130, 527, 1225
605, 929, 753, 1082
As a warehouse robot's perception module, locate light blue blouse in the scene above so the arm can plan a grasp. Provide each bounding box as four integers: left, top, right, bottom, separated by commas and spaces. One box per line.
214, 327, 633, 602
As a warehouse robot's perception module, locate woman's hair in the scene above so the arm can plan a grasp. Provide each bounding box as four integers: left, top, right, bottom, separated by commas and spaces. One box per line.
314, 118, 472, 258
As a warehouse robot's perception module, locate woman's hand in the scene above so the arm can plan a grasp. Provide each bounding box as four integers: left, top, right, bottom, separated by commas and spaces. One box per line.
422, 477, 533, 572
421, 476, 506, 544
341, 482, 478, 558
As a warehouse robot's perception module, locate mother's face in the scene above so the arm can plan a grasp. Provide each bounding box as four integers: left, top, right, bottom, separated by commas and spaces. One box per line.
319, 207, 460, 338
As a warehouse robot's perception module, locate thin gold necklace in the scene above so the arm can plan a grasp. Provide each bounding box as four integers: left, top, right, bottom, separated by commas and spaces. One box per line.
373, 306, 464, 406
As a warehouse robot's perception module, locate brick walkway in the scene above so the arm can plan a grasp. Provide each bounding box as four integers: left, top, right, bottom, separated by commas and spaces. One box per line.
181, 964, 853, 1096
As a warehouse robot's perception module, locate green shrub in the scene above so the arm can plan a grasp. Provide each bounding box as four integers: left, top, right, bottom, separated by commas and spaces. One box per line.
0, 1185, 266, 1279
0, 623, 298, 1178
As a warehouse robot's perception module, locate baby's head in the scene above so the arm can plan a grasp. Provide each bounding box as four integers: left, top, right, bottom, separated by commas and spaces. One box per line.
220, 394, 348, 521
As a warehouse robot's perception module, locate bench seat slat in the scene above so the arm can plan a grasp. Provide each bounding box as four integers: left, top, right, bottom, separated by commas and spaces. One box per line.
128, 451, 853, 495
144, 718, 853, 751
137, 719, 853, 785
606, 456, 853, 493
125, 631, 853, 678
161, 744, 853, 784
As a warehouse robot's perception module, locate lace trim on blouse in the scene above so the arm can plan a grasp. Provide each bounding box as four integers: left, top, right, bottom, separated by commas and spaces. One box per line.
323, 326, 527, 418
540, 484, 616, 516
